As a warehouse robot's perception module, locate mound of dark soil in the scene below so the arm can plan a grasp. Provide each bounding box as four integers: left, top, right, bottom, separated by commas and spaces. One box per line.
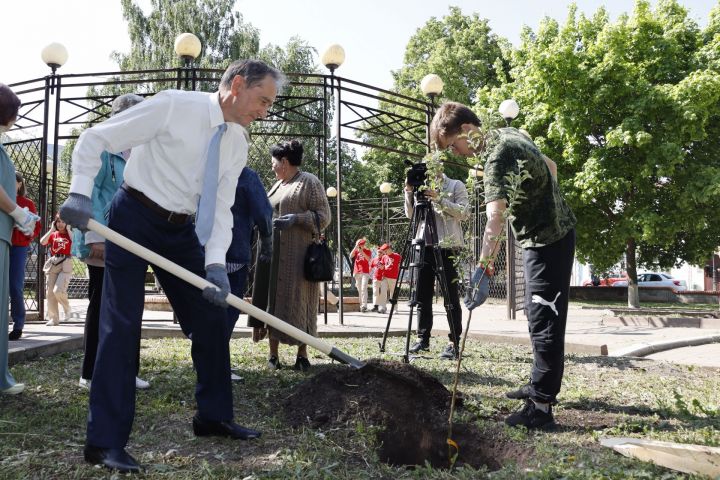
283, 359, 531, 470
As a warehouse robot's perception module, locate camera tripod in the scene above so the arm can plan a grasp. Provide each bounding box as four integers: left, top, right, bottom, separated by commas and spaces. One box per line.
378, 188, 459, 363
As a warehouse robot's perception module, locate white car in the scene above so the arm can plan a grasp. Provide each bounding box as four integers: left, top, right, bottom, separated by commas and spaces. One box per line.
612, 272, 687, 291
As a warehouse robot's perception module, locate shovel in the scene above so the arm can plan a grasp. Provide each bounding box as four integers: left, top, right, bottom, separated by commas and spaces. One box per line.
87, 219, 365, 369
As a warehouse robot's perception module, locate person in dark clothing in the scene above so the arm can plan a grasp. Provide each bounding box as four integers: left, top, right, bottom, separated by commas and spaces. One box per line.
431, 101, 576, 430
225, 167, 272, 363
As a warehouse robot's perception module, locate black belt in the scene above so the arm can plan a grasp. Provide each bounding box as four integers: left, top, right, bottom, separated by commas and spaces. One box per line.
121, 183, 193, 225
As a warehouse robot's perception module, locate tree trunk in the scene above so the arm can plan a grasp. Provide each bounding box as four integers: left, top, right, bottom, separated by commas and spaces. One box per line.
626, 237, 640, 308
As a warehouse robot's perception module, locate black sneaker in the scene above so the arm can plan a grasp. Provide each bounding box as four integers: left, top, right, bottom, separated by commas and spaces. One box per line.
506, 383, 532, 400
267, 356, 282, 370
293, 356, 311, 372
409, 340, 430, 354
439, 343, 459, 360
505, 400, 556, 430
370, 305, 379, 312
8, 330, 22, 341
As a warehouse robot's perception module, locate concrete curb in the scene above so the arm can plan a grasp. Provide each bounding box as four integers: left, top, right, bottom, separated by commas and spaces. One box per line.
8, 335, 84, 366
612, 334, 720, 358
602, 317, 720, 328
430, 329, 608, 356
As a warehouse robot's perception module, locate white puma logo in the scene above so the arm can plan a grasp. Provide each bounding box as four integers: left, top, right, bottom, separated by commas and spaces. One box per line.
531, 292, 561, 316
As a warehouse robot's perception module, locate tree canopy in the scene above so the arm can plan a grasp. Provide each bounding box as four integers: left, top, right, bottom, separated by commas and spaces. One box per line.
351, 7, 512, 199
473, 0, 720, 304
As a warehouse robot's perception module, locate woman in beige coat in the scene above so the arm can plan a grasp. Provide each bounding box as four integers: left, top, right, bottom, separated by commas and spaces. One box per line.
260, 139, 330, 371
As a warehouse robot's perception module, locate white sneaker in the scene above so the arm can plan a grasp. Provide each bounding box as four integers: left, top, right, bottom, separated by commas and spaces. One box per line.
78, 377, 91, 390
230, 372, 244, 382
63, 311, 73, 321
45, 318, 59, 326
135, 377, 150, 390
1, 383, 25, 395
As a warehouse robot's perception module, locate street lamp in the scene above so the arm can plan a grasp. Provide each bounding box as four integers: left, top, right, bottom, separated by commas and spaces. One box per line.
322, 44, 346, 324
420, 73, 444, 105
174, 33, 202, 66
321, 44, 345, 75
41, 43, 68, 74
174, 33, 202, 90
498, 99, 520, 126
379, 182, 392, 242
420, 73, 443, 151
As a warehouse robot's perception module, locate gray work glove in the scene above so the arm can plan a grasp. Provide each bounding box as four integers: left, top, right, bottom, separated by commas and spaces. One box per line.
464, 266, 491, 310
258, 234, 272, 263
9, 206, 40, 236
59, 193, 93, 230
202, 263, 230, 308
273, 213, 298, 231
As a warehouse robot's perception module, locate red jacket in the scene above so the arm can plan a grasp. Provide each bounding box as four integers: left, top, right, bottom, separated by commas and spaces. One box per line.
47, 231, 72, 256
11, 195, 41, 247
351, 247, 371, 274
382, 252, 401, 280
370, 256, 385, 281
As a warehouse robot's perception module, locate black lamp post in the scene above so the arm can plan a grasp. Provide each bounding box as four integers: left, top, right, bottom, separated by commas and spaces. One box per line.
322, 43, 346, 323
379, 182, 392, 242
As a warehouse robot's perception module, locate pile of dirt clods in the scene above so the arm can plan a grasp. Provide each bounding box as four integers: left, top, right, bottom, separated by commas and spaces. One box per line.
283, 359, 529, 470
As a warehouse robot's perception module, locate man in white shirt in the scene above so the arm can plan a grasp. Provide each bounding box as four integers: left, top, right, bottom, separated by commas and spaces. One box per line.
59, 59, 284, 473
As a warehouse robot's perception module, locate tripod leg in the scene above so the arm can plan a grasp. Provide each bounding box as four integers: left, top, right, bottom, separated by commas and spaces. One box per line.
403, 305, 416, 363
379, 218, 417, 352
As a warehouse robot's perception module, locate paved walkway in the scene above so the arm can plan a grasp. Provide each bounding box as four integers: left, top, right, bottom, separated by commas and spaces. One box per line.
8, 299, 720, 368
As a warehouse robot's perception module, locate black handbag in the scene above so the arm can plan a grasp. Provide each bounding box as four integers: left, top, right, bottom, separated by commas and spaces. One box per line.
304, 211, 333, 282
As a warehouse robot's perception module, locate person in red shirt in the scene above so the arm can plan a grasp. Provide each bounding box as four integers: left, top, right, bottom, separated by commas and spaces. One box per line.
39, 213, 73, 326
370, 250, 387, 313
350, 238, 371, 312
8, 173, 41, 340
380, 244, 401, 301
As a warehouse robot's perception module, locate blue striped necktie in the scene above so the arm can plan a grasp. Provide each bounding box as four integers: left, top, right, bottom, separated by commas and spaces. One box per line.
195, 123, 227, 245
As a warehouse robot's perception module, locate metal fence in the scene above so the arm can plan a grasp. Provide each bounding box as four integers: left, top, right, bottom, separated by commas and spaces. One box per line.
6, 67, 524, 322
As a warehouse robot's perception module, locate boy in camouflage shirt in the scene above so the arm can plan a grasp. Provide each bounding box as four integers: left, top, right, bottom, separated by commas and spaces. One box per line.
430, 101, 576, 430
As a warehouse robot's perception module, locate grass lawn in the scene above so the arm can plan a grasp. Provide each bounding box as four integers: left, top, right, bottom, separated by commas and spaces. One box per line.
1, 337, 718, 479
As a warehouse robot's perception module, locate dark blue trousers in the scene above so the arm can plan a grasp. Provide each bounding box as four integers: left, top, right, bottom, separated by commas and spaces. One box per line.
9, 245, 28, 330
523, 229, 575, 404
226, 265, 248, 341
86, 188, 233, 448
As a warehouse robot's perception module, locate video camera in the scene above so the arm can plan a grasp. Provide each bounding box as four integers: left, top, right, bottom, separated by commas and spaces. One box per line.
404, 160, 428, 189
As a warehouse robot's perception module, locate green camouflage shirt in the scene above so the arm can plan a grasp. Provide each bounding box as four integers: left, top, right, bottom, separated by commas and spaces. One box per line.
481, 128, 576, 248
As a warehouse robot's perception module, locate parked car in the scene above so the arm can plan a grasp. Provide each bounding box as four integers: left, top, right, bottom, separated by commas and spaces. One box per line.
582, 272, 628, 287
612, 272, 687, 291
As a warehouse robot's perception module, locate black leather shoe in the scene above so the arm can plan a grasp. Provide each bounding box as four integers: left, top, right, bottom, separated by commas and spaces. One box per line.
439, 343, 459, 360
192, 415, 262, 440
293, 356, 311, 372
505, 399, 556, 430
83, 445, 141, 473
8, 330, 22, 341
506, 383, 532, 400
409, 340, 430, 354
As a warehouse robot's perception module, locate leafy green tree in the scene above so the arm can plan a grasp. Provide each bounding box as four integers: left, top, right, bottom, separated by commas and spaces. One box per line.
479, 0, 720, 306
357, 7, 511, 197
66, 0, 322, 176
113, 0, 260, 72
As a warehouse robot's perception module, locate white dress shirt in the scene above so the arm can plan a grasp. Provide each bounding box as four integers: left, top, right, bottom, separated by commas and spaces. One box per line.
70, 90, 248, 266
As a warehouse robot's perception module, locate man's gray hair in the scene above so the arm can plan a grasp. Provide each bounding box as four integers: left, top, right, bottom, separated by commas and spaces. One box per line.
220, 59, 286, 92
111, 93, 144, 117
